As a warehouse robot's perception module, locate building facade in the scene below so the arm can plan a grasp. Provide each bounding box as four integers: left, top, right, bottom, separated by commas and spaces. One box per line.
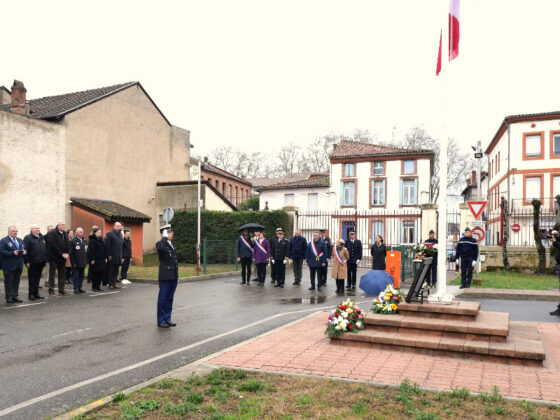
257, 174, 330, 211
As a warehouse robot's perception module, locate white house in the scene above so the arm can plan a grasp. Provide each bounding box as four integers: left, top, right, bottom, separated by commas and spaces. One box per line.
485, 111, 560, 246
257, 173, 330, 211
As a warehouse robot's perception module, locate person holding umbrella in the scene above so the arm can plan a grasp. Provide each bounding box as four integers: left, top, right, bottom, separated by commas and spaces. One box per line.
237, 228, 254, 285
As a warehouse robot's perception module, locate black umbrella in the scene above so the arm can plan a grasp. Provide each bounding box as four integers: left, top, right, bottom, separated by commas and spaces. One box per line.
238, 223, 265, 233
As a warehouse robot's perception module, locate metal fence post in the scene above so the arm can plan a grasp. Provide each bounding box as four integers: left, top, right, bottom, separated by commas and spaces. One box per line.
203, 238, 207, 275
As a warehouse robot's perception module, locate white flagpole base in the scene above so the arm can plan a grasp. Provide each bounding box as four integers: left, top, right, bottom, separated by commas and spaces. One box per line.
427, 290, 455, 304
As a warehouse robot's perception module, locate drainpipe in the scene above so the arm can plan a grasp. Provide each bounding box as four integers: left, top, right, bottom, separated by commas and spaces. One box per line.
506, 120, 511, 206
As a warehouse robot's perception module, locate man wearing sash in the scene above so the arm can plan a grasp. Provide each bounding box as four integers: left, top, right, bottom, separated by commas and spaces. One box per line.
252, 230, 270, 286
332, 239, 350, 294
344, 231, 362, 290
270, 230, 289, 288
306, 231, 328, 291
319, 229, 332, 288
236, 229, 254, 285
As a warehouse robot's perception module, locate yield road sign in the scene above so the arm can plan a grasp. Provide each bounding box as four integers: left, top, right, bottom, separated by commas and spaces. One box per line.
467, 201, 487, 220
471, 227, 485, 242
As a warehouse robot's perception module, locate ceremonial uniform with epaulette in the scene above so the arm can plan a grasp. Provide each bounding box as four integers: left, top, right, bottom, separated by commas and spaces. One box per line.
156, 225, 179, 328
455, 227, 479, 289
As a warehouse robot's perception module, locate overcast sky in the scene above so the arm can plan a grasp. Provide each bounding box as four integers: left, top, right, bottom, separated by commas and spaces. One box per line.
2, 0, 559, 158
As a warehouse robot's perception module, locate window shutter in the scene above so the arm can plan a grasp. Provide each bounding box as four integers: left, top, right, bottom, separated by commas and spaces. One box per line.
340, 182, 344, 206
399, 180, 404, 205
413, 179, 418, 204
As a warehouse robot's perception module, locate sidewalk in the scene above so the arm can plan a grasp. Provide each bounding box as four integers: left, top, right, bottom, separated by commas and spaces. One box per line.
208, 311, 560, 403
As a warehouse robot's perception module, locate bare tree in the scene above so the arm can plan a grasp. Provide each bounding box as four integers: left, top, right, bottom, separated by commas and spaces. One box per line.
276, 143, 301, 175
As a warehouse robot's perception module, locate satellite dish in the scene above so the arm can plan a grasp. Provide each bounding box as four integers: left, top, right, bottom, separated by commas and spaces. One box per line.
163, 207, 174, 224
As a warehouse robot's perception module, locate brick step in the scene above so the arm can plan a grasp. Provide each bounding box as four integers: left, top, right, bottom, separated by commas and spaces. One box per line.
331, 321, 545, 366
397, 301, 481, 319
363, 311, 509, 342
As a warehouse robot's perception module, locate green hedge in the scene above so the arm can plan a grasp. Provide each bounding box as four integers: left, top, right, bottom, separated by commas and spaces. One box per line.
172, 210, 291, 263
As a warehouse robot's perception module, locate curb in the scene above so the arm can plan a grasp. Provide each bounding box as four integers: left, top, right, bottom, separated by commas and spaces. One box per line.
129, 271, 240, 284
457, 290, 560, 301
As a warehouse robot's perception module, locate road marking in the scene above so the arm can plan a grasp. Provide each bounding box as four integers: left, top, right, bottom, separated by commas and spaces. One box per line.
0, 301, 369, 417
89, 291, 119, 297
2, 302, 45, 310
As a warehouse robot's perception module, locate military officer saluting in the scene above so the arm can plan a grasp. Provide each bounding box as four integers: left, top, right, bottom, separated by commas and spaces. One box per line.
344, 231, 362, 290
156, 224, 179, 328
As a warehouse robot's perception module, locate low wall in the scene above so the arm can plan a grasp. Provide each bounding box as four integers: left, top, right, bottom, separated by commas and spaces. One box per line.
480, 246, 553, 271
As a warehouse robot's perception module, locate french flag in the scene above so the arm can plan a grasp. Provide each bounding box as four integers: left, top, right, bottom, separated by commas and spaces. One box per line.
436, 0, 460, 75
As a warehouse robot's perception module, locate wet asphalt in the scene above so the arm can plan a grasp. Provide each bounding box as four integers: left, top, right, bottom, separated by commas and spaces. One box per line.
0, 268, 557, 419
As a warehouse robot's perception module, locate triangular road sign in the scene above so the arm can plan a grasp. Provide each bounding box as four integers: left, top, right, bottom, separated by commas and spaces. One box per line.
467, 201, 487, 220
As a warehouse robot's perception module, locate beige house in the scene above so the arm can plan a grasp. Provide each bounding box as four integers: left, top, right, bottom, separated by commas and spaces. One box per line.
0, 80, 191, 258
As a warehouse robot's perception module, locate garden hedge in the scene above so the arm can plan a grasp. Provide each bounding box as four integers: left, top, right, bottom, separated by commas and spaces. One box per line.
172, 209, 291, 263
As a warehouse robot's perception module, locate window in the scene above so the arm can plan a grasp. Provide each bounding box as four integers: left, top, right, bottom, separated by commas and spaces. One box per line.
525, 176, 542, 202
284, 194, 294, 206
308, 193, 318, 211
229, 185, 233, 201
235, 186, 239, 204
373, 161, 384, 175
371, 180, 385, 206
372, 221, 384, 240
400, 179, 417, 205
344, 163, 355, 177
403, 160, 415, 175
215, 180, 219, 189
553, 133, 560, 157
498, 151, 500, 172
340, 181, 355, 206
553, 176, 560, 198
222, 182, 226, 195
524, 133, 543, 158
401, 221, 416, 244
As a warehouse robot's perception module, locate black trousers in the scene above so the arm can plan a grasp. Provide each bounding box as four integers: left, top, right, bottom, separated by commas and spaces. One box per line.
120, 257, 131, 280
240, 257, 252, 283
28, 263, 45, 297
256, 263, 267, 284
428, 259, 438, 285
460, 256, 474, 287
3, 269, 22, 301
292, 258, 303, 283
272, 261, 286, 285
270, 260, 276, 282
336, 278, 345, 292
346, 262, 357, 286
72, 267, 85, 291
319, 264, 328, 286
48, 261, 66, 292
309, 267, 320, 288
65, 267, 72, 283
107, 264, 120, 286
91, 270, 105, 290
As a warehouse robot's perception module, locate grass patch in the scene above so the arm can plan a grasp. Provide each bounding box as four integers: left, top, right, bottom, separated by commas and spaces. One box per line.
87, 370, 560, 419
128, 255, 234, 280
451, 270, 558, 290
112, 392, 126, 402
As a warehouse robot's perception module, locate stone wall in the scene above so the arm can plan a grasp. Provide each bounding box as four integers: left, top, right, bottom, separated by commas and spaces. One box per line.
480, 245, 552, 271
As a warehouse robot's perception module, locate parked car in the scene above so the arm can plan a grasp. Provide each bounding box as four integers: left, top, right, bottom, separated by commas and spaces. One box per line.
446, 244, 456, 262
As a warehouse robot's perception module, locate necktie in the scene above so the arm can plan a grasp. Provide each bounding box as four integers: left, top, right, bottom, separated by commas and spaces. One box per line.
13, 238, 18, 249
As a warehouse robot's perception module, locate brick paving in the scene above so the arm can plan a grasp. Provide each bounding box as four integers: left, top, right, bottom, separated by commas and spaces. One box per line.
208, 312, 560, 402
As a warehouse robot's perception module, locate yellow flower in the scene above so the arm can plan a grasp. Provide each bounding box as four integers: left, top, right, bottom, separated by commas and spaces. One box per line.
386, 292, 392, 297
383, 295, 390, 301
391, 304, 397, 310
346, 308, 353, 313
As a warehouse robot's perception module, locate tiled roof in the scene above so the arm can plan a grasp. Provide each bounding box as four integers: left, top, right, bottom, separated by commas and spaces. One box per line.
27, 82, 137, 119
191, 157, 252, 186
248, 173, 313, 188
330, 140, 433, 159
0, 85, 10, 94
258, 173, 330, 191
70, 197, 151, 223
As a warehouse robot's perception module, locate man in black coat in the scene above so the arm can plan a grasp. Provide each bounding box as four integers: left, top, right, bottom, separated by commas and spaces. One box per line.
456, 227, 479, 289
104, 222, 124, 289
23, 225, 47, 300
156, 226, 178, 328
549, 230, 560, 316
270, 230, 289, 288
46, 221, 70, 295
319, 229, 332, 288
344, 231, 362, 290
0, 226, 26, 303
120, 230, 132, 281
289, 230, 307, 285
424, 229, 438, 287
70, 227, 88, 294
269, 228, 281, 284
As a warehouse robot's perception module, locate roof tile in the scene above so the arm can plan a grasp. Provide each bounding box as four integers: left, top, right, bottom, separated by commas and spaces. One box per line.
70, 197, 151, 222
330, 140, 433, 159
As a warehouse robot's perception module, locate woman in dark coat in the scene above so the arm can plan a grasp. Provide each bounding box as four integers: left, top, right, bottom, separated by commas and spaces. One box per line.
370, 235, 387, 270
87, 227, 107, 292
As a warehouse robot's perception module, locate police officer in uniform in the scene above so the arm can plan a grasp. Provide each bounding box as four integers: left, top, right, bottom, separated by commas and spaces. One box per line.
456, 227, 479, 289
269, 228, 282, 284
319, 229, 332, 288
270, 230, 289, 288
424, 229, 438, 287
344, 231, 362, 290
156, 225, 178, 328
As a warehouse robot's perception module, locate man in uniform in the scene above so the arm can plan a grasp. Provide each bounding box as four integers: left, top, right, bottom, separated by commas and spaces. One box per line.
269, 228, 282, 284
0, 226, 26, 303
46, 221, 70, 296
306, 231, 328, 291
270, 230, 289, 288
424, 229, 438, 287
24, 225, 47, 300
455, 227, 479, 289
344, 231, 362, 290
105, 222, 124, 290
156, 225, 178, 328
549, 230, 560, 316
319, 229, 332, 288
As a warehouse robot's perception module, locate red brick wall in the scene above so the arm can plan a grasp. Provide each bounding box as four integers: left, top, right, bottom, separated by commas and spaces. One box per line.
200, 170, 251, 207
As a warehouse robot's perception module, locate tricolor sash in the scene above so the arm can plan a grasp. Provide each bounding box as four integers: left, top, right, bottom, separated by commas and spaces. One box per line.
311, 241, 323, 259
334, 247, 347, 265
254, 239, 267, 255
240, 236, 253, 252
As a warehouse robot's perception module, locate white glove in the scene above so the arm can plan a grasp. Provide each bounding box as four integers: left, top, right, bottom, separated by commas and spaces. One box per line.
283, 259, 286, 265
472, 260, 477, 267
356, 260, 361, 265
271, 259, 275, 264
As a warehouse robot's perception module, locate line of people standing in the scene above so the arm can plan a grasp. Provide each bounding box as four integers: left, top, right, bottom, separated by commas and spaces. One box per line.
1, 221, 132, 304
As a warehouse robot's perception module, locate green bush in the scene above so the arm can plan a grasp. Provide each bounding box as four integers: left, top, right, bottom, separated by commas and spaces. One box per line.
172, 210, 290, 263
238, 196, 259, 211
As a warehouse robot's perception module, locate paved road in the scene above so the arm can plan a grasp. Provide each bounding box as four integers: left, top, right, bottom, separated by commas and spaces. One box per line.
0, 270, 558, 419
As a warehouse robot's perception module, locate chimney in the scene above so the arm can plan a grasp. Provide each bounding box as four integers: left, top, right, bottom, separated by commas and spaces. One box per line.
10, 80, 29, 115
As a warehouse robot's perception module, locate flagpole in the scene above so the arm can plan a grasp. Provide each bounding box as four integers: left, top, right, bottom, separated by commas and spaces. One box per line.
429, 0, 455, 304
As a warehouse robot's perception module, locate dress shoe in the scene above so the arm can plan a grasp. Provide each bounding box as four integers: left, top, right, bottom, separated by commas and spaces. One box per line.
317, 286, 322, 291
79, 289, 87, 294
6, 298, 15, 304
550, 309, 560, 316
38, 285, 43, 289
34, 294, 45, 299
113, 285, 120, 289
74, 290, 81, 294
346, 285, 351, 289
240, 281, 246, 285
29, 295, 37, 301
459, 286, 464, 289
158, 322, 170, 328
308, 287, 315, 290
271, 280, 276, 284
48, 289, 55, 296
293, 282, 300, 285
92, 288, 101, 292
351, 285, 356, 290
13, 298, 23, 303
59, 290, 68, 295
167, 322, 177, 327
274, 283, 281, 287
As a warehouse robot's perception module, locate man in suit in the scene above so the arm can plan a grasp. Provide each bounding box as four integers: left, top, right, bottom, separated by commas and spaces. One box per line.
344, 231, 362, 290
289, 230, 307, 285
105, 222, 124, 290
23, 225, 47, 300
306, 231, 328, 291
156, 225, 178, 328
70, 227, 88, 294
46, 221, 70, 295
269, 228, 282, 284
0, 226, 26, 303
319, 229, 332, 288
120, 230, 132, 281
270, 230, 290, 288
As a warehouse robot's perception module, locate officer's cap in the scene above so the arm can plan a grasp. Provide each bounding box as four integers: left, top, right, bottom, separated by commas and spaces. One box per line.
160, 224, 172, 233
276, 227, 282, 232
429, 229, 435, 234
464, 227, 471, 232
